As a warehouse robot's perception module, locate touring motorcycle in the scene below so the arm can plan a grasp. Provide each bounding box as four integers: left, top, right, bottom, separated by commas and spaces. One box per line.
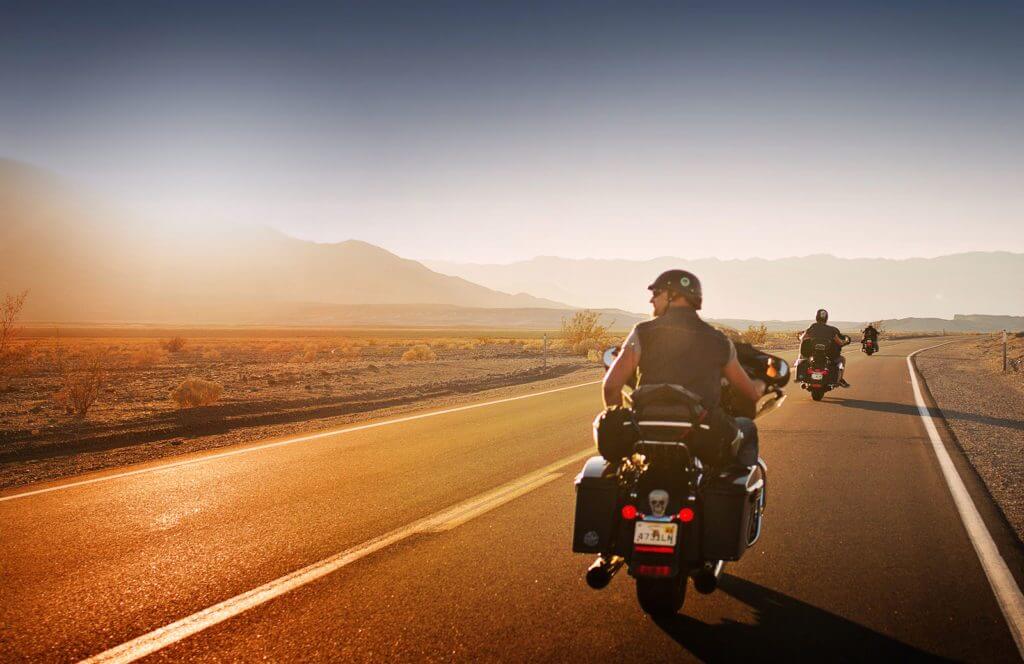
571, 343, 789, 616
794, 335, 850, 401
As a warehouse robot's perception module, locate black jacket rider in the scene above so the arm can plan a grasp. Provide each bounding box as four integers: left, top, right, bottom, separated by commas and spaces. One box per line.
602, 270, 764, 466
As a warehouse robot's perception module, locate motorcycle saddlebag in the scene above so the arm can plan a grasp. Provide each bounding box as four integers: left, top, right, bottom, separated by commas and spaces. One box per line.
572, 456, 619, 553
701, 466, 761, 561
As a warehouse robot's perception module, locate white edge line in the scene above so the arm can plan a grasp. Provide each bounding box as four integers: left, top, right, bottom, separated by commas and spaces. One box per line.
908, 340, 1024, 656
79, 448, 593, 664
1, 380, 602, 503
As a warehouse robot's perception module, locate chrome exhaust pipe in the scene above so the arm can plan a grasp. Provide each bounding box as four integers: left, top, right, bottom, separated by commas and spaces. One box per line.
585, 556, 624, 590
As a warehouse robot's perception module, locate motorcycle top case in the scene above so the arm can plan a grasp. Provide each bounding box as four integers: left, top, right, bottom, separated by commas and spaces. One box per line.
701, 466, 762, 561
572, 456, 619, 554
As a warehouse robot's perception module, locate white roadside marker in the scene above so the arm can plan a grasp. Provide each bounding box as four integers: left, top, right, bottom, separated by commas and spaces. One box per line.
908, 341, 1024, 656
1, 380, 601, 503
79, 448, 594, 664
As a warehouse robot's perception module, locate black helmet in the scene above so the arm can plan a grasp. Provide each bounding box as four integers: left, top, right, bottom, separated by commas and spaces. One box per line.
648, 269, 702, 309
815, 309, 829, 324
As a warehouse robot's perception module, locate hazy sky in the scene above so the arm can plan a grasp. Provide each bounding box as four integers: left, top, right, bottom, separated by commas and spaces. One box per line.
2, 0, 1022, 263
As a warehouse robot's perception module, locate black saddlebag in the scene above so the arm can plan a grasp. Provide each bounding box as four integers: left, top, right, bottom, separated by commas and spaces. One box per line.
572, 456, 619, 553
702, 466, 762, 561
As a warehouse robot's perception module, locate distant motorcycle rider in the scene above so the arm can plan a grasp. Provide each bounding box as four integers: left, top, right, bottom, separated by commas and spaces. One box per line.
800, 309, 850, 387
862, 323, 880, 350
602, 270, 764, 466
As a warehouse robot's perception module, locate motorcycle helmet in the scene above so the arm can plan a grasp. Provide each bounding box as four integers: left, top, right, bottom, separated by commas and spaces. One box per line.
815, 309, 829, 324
648, 269, 703, 309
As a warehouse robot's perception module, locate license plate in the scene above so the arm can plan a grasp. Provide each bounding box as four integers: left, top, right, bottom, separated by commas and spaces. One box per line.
633, 521, 678, 547
811, 372, 823, 380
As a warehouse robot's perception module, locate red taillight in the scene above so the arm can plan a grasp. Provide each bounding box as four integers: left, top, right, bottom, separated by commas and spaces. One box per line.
636, 564, 672, 577
678, 507, 695, 523
621, 504, 638, 520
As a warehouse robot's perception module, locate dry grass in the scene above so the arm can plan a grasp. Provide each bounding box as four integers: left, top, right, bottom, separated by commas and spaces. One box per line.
170, 377, 224, 408
401, 344, 437, 362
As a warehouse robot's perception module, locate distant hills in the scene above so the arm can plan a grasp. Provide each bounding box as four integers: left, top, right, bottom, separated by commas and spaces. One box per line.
3, 159, 1022, 332
0, 160, 565, 323
425, 253, 1024, 321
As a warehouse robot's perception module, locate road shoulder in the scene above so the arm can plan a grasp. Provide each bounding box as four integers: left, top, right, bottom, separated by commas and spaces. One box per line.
915, 336, 1024, 546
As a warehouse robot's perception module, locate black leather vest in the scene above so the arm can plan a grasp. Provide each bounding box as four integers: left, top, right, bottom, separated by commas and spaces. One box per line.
635, 307, 731, 408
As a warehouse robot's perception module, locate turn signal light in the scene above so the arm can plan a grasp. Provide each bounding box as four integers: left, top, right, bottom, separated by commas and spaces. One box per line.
621, 504, 638, 520
678, 507, 695, 523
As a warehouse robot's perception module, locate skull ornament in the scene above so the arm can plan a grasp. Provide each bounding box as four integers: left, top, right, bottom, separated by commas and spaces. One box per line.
648, 489, 669, 517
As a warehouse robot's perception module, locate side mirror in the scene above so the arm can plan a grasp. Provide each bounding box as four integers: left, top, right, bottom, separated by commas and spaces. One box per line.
602, 346, 620, 369
767, 357, 789, 380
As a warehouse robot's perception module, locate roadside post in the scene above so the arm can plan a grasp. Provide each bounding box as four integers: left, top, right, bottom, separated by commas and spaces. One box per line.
1003, 330, 1008, 372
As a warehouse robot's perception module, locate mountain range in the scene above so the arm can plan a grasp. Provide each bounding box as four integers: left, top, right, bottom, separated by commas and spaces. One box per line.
425, 253, 1024, 321
2, 159, 1021, 331
0, 160, 564, 323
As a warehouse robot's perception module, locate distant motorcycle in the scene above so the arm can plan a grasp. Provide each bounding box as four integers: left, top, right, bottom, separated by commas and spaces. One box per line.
795, 335, 850, 401
861, 337, 877, 356
572, 343, 789, 616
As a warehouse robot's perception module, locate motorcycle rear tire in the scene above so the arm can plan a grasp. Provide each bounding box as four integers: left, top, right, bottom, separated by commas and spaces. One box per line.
811, 388, 825, 401
636, 575, 687, 616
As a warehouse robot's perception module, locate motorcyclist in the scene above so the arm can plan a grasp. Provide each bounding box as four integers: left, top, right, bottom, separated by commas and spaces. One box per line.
800, 309, 850, 387
862, 323, 880, 350
602, 270, 765, 467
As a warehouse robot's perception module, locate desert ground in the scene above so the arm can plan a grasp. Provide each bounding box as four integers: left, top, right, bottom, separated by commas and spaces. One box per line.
0, 328, 604, 489
915, 333, 1024, 543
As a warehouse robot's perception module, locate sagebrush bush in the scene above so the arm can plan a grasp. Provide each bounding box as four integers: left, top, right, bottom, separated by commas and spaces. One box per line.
130, 345, 168, 367
163, 336, 187, 353
401, 344, 437, 362
53, 348, 107, 418
170, 377, 223, 408
561, 310, 612, 356
741, 324, 768, 345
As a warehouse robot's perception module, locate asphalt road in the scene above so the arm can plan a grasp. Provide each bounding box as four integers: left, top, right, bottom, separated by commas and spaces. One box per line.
2, 337, 1022, 662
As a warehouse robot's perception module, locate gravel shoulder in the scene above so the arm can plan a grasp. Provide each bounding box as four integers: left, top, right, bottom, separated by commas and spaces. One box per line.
915, 334, 1024, 544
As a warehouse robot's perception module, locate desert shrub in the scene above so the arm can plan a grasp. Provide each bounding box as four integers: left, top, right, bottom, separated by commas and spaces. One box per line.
130, 345, 168, 367
0, 290, 29, 388
561, 310, 613, 356
522, 339, 544, 352
53, 348, 107, 418
587, 348, 603, 363
711, 324, 741, 342
202, 349, 223, 362
741, 324, 768, 345
170, 377, 224, 408
163, 336, 187, 353
401, 344, 437, 362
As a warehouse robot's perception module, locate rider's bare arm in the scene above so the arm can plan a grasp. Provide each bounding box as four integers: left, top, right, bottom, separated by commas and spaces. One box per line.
722, 355, 764, 405
602, 344, 638, 408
